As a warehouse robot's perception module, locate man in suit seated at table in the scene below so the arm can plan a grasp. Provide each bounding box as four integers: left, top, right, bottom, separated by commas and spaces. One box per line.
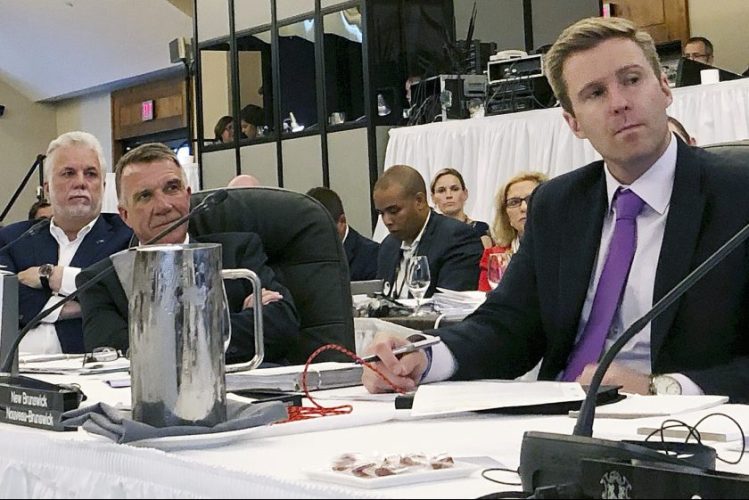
307, 186, 379, 281
0, 131, 132, 354
76, 143, 300, 364
363, 17, 749, 402
373, 165, 483, 299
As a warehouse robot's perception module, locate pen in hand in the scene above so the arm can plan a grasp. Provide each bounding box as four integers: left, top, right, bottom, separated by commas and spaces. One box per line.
357, 336, 441, 364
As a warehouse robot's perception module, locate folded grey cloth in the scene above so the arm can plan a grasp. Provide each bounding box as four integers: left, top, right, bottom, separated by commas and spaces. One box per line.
62, 400, 288, 444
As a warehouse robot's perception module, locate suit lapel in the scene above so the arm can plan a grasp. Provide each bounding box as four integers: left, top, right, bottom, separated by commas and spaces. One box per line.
651, 143, 705, 362
415, 211, 437, 259
556, 164, 608, 347
33, 228, 59, 266
70, 216, 110, 268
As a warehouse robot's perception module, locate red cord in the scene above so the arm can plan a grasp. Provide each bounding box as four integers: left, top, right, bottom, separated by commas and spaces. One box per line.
276, 344, 409, 423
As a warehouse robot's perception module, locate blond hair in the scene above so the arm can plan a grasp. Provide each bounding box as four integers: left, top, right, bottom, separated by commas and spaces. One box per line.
545, 17, 661, 114
492, 171, 548, 247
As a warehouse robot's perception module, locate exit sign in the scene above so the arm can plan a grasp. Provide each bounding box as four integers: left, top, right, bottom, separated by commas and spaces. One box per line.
141, 100, 155, 121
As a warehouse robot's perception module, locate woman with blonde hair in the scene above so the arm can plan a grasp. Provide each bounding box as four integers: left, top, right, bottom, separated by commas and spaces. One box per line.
430, 167, 492, 248
477, 171, 548, 291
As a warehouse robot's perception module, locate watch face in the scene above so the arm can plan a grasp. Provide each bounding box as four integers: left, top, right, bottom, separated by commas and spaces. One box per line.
39, 264, 54, 277
654, 376, 682, 395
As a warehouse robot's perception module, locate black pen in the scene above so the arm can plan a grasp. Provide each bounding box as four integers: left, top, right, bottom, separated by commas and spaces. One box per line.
358, 336, 441, 364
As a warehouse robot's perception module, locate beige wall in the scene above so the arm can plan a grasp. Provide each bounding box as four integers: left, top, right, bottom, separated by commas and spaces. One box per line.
55, 92, 113, 172
689, 0, 749, 74
0, 79, 57, 224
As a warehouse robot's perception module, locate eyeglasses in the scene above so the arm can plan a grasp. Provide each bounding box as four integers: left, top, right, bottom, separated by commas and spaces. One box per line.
82, 346, 121, 368
506, 195, 531, 209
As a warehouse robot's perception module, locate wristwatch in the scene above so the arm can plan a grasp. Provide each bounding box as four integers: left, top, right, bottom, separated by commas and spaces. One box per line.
649, 374, 683, 395
39, 264, 54, 292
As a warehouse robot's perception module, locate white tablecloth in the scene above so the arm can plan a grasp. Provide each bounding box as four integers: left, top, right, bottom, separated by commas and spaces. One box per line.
1, 373, 747, 498
377, 78, 749, 242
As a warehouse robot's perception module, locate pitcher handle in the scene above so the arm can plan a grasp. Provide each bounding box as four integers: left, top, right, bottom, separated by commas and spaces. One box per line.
221, 268, 264, 372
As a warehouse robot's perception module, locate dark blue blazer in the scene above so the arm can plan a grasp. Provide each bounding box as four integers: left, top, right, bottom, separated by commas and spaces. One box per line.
431, 140, 749, 403
344, 227, 380, 281
0, 214, 133, 353
377, 211, 483, 298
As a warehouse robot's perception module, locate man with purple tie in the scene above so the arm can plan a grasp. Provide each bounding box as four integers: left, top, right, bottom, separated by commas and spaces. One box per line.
362, 17, 749, 402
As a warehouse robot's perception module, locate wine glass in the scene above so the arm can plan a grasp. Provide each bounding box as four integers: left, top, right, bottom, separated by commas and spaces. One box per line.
406, 256, 431, 315
486, 253, 511, 290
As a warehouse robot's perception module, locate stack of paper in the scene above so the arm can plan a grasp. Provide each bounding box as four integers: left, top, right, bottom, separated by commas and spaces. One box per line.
226, 362, 364, 393
432, 288, 487, 320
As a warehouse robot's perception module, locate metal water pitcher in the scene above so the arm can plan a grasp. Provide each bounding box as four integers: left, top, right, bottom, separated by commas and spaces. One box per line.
111, 243, 264, 427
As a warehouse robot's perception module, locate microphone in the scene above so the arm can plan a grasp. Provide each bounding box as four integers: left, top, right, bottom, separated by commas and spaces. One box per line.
0, 188, 229, 374
0, 218, 51, 257
517, 214, 749, 495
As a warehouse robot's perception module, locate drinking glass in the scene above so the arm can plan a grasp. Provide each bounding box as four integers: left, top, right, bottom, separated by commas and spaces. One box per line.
407, 255, 431, 315
486, 253, 511, 290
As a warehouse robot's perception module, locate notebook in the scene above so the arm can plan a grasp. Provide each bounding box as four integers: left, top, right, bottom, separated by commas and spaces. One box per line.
226, 362, 364, 393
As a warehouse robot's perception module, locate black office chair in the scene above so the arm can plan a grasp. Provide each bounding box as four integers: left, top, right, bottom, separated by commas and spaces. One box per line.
703, 139, 749, 163
189, 187, 355, 364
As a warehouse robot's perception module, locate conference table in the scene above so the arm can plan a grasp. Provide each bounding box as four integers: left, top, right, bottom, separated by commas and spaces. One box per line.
2, 369, 748, 498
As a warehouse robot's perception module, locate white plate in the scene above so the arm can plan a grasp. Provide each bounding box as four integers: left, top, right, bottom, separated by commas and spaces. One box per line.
306, 461, 477, 489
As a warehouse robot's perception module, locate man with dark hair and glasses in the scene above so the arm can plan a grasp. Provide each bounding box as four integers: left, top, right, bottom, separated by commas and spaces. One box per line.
683, 36, 714, 65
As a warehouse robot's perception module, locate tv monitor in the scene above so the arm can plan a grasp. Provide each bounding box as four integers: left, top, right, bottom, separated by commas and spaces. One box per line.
675, 57, 743, 88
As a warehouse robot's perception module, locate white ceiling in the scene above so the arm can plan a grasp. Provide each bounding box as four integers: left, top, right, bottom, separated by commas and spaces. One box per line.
0, 0, 192, 102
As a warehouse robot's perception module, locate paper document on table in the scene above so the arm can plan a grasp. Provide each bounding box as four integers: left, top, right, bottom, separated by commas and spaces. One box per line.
570, 394, 728, 419
226, 362, 363, 392
410, 380, 586, 417
638, 404, 746, 442
432, 288, 487, 320
19, 354, 130, 375
310, 385, 400, 402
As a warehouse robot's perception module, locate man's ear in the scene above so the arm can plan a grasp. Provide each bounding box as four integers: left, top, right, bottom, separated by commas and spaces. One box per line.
563, 110, 586, 139
43, 182, 50, 198
118, 204, 131, 228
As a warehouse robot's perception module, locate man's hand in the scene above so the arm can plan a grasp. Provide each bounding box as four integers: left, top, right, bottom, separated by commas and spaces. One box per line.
362, 332, 428, 394
18, 267, 43, 289
576, 362, 650, 395
243, 288, 283, 309
18, 265, 64, 292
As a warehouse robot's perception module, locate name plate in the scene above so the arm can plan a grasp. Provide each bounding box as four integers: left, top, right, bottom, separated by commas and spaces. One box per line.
0, 375, 84, 432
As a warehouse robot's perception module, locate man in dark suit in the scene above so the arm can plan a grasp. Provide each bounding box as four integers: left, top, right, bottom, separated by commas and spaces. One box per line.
373, 165, 483, 298
0, 131, 132, 354
76, 143, 300, 364
363, 17, 749, 402
306, 186, 379, 281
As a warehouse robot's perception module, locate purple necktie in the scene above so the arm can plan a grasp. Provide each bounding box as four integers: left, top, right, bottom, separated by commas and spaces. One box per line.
562, 188, 645, 382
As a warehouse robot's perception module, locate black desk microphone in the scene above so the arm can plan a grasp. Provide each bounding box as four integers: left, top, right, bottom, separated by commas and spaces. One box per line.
517, 215, 749, 496
0, 188, 229, 374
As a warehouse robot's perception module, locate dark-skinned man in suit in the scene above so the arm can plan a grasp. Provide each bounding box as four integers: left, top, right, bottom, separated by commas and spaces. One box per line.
374, 165, 483, 299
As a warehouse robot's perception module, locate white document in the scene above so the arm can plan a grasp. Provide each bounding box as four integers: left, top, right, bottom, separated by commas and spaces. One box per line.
18, 354, 130, 375
410, 380, 586, 417
569, 395, 729, 420
637, 403, 746, 442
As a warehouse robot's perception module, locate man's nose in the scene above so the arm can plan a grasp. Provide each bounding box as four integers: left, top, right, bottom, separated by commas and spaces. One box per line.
609, 85, 631, 114
153, 192, 174, 213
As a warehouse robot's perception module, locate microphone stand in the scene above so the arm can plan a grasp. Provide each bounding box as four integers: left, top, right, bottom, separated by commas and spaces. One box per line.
0, 154, 45, 223
517, 217, 749, 496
